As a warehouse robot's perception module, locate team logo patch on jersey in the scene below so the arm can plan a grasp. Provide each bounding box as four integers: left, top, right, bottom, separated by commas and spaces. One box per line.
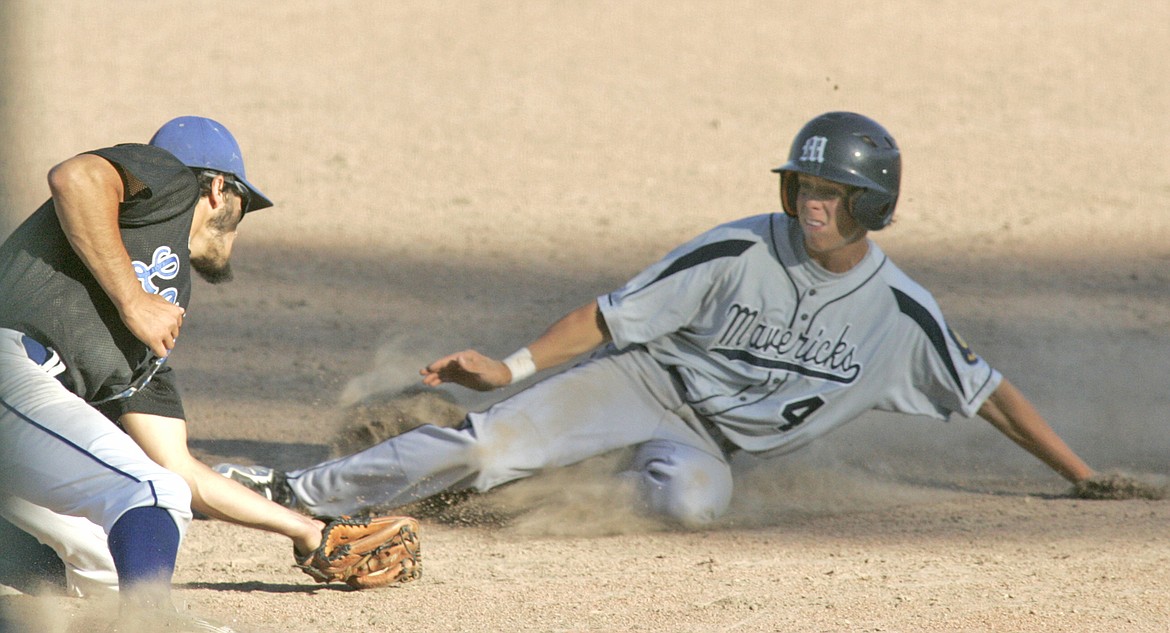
799, 136, 828, 163
948, 327, 979, 365
133, 245, 181, 304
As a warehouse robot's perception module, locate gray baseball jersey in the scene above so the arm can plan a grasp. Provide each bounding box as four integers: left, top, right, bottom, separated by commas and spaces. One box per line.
599, 213, 1001, 457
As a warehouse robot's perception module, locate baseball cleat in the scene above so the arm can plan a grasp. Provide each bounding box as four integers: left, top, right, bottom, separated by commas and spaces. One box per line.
214, 463, 298, 510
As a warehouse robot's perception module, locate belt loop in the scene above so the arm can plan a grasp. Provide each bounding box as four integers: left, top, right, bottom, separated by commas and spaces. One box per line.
696, 411, 739, 458
20, 332, 51, 362
666, 364, 739, 457
19, 334, 67, 378
20, 334, 50, 365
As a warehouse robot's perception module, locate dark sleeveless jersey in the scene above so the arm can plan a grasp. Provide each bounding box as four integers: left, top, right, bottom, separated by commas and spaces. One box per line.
0, 143, 198, 419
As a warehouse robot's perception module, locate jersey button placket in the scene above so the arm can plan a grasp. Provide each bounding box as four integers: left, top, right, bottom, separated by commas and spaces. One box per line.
800, 288, 817, 321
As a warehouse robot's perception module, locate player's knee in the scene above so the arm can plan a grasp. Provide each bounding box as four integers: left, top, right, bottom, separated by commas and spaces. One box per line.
143, 470, 193, 524
635, 460, 733, 527
94, 467, 193, 536
658, 483, 732, 527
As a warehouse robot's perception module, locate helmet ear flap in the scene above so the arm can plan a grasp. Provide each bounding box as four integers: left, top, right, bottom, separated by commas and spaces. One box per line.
848, 188, 896, 231
779, 171, 800, 218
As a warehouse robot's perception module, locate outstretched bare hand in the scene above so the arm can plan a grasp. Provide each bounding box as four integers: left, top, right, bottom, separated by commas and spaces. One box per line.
420, 349, 511, 391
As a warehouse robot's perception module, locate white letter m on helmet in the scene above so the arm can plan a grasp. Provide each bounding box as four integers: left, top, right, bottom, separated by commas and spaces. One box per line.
799, 136, 828, 163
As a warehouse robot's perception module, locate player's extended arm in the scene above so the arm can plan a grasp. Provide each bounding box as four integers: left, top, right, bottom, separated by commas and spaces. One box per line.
421, 299, 612, 391
120, 413, 324, 556
977, 377, 1095, 483
48, 154, 184, 358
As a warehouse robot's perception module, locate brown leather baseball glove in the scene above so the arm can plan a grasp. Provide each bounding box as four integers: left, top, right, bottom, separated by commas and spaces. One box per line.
295, 515, 422, 589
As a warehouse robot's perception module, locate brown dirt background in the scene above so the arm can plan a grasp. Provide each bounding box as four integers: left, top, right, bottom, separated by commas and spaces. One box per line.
2, 2, 1170, 631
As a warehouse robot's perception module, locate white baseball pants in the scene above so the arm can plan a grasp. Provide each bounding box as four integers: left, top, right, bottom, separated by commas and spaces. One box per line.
0, 328, 192, 594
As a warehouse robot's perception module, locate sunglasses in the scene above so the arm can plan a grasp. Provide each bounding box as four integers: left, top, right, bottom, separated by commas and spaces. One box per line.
225, 178, 253, 215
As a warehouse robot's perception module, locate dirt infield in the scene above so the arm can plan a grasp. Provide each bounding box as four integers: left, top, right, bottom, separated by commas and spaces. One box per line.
2, 2, 1169, 631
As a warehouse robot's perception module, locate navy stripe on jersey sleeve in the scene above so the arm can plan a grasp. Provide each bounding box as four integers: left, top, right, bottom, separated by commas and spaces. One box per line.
891, 287, 964, 397
648, 239, 755, 286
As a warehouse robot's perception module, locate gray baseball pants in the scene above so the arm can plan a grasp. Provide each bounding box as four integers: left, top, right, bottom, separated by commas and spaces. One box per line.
288, 347, 735, 525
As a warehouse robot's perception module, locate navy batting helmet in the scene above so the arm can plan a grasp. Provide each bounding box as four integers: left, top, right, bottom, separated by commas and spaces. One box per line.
772, 112, 901, 231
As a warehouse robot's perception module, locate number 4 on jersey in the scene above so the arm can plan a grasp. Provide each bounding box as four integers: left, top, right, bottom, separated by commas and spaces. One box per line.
778, 395, 825, 432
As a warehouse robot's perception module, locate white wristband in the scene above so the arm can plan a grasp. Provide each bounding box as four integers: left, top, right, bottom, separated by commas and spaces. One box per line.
502, 347, 536, 384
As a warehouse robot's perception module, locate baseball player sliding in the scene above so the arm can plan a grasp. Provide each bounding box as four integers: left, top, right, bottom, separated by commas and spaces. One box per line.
218, 112, 1101, 525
